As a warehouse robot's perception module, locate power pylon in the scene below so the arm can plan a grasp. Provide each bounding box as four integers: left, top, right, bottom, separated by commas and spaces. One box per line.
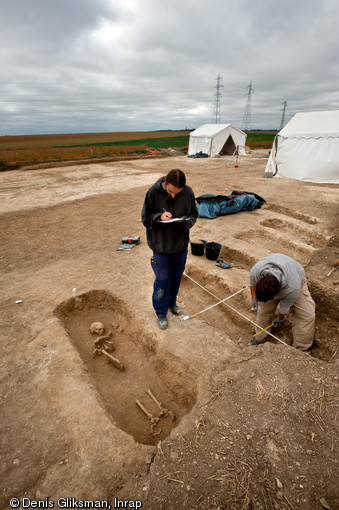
280, 101, 288, 130
242, 81, 253, 131
212, 74, 223, 123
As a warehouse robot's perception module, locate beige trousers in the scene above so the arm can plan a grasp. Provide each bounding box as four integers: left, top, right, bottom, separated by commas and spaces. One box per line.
254, 280, 315, 350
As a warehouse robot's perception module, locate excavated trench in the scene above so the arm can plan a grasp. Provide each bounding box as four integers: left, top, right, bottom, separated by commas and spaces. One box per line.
54, 290, 197, 445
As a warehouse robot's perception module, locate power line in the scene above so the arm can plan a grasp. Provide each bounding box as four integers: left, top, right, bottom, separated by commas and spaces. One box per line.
211, 74, 223, 123
242, 81, 253, 130
280, 101, 288, 130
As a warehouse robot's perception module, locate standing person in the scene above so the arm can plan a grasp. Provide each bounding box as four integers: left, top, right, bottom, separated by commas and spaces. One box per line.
141, 169, 198, 329
248, 253, 315, 350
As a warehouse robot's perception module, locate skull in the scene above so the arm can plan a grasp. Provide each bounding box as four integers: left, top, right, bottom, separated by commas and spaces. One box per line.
89, 322, 105, 335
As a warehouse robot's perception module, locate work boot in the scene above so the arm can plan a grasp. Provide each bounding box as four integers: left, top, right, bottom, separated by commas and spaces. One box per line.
157, 317, 168, 329
170, 305, 182, 316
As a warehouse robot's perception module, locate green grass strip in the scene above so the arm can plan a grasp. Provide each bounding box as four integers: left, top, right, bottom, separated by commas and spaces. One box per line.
52, 136, 190, 149
246, 132, 277, 142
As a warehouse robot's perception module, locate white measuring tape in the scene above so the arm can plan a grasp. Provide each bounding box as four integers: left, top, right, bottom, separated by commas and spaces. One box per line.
182, 286, 248, 320
183, 272, 288, 346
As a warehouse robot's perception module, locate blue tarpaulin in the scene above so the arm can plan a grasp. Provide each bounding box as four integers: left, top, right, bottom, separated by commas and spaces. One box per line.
196, 190, 266, 219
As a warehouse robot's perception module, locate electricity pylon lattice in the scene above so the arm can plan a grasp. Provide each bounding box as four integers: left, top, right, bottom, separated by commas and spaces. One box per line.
212, 74, 223, 124
280, 101, 288, 130
242, 81, 253, 131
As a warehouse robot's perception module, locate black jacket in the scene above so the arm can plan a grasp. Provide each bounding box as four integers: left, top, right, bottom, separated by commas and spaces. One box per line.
141, 177, 198, 254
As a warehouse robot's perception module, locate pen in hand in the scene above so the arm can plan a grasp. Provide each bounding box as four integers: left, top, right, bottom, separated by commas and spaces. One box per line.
161, 208, 172, 221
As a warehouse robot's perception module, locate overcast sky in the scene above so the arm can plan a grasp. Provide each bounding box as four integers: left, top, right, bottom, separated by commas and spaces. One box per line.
1, 0, 339, 136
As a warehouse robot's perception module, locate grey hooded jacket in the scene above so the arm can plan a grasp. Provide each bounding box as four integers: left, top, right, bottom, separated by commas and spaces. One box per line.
249, 253, 305, 314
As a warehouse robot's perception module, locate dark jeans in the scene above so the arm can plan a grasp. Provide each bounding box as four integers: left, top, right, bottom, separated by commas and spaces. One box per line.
151, 249, 188, 318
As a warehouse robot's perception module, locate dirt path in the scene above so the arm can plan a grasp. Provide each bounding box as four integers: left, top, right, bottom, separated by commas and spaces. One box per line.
0, 152, 338, 509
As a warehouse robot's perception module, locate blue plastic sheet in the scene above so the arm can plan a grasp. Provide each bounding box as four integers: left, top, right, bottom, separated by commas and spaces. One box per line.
196, 191, 266, 219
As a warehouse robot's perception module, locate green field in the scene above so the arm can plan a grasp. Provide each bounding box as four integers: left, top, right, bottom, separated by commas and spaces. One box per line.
53, 135, 190, 149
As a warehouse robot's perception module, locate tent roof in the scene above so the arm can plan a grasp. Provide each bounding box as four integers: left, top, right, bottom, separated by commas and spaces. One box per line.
279, 110, 339, 138
190, 123, 245, 137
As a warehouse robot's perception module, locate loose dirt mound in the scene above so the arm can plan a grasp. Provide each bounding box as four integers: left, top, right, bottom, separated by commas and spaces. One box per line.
0, 152, 338, 509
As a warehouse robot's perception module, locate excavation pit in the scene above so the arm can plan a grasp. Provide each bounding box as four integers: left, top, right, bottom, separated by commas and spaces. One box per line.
181, 268, 337, 362
54, 290, 197, 445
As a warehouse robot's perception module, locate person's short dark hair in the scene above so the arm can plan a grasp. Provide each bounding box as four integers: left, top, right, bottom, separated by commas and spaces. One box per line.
165, 169, 186, 188
256, 275, 280, 302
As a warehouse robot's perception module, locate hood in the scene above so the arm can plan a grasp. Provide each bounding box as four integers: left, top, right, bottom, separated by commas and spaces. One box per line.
153, 177, 166, 193
260, 265, 283, 285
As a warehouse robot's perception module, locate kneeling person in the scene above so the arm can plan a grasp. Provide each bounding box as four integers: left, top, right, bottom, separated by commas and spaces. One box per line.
249, 253, 315, 350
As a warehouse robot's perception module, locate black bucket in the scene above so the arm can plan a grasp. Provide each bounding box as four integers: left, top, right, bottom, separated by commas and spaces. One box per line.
205, 242, 222, 261
190, 240, 205, 256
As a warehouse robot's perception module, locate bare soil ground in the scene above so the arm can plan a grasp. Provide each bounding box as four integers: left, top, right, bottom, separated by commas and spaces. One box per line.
0, 150, 338, 510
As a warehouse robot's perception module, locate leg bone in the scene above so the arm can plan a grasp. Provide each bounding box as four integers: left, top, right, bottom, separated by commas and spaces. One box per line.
101, 349, 124, 371
146, 389, 167, 415
147, 389, 176, 421
136, 399, 159, 424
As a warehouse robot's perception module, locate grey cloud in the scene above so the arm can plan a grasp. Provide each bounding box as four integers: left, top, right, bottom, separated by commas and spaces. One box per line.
1, 0, 339, 135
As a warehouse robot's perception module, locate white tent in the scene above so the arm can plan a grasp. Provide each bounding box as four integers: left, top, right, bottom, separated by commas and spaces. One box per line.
188, 123, 246, 158
264, 110, 339, 184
